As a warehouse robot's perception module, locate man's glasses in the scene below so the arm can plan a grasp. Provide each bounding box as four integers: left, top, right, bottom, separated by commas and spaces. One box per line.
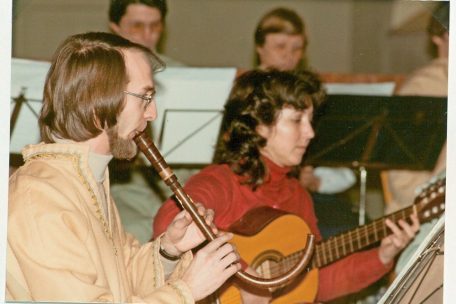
124, 90, 155, 109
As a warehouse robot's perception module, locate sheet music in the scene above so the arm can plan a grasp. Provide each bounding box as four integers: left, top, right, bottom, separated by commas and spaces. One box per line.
160, 110, 223, 164
324, 82, 396, 96
152, 67, 236, 164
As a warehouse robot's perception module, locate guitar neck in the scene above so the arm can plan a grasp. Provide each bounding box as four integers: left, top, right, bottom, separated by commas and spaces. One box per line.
311, 205, 416, 268
279, 206, 413, 271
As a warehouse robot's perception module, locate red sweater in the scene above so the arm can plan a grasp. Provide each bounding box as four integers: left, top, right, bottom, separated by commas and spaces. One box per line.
153, 158, 392, 301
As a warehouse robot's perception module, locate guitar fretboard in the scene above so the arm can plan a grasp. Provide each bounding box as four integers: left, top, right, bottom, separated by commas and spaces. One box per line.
265, 206, 417, 276
312, 206, 415, 268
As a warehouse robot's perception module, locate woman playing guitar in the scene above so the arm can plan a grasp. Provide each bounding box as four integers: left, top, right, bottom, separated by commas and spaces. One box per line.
153, 70, 420, 303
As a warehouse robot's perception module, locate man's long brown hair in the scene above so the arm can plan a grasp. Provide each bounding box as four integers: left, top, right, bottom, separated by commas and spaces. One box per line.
40, 32, 163, 143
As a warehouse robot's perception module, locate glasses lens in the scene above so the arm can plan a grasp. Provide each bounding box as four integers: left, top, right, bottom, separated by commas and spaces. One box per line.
124, 91, 154, 109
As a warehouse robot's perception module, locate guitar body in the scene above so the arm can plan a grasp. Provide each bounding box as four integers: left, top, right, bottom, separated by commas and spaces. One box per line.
218, 207, 318, 304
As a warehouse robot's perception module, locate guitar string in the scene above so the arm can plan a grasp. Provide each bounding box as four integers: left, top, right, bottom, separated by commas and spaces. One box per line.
269, 181, 444, 273
314, 193, 444, 268
262, 207, 416, 274
261, 199, 445, 275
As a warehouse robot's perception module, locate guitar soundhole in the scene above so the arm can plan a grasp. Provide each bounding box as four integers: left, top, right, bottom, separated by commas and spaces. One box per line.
251, 250, 286, 279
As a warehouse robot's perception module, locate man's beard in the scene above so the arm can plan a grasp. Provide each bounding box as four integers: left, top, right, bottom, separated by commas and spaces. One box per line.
106, 126, 137, 160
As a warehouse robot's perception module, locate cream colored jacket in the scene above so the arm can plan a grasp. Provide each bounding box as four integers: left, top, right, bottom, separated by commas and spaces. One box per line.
7, 142, 194, 303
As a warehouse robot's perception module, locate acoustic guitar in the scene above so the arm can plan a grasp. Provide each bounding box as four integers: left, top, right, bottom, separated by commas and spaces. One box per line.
210, 176, 445, 304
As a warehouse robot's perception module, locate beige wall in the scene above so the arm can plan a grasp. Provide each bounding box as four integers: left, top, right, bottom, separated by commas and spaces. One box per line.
13, 0, 108, 60
164, 0, 354, 71
12, 0, 434, 74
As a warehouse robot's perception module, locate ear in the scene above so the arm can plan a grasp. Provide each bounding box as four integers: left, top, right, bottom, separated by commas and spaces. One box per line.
431, 35, 442, 47
256, 124, 271, 138
256, 45, 265, 57
431, 32, 449, 47
431, 33, 449, 58
109, 22, 121, 35
303, 31, 309, 50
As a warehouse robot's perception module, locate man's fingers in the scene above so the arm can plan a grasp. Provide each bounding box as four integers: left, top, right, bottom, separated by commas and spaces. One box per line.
201, 233, 234, 253
191, 203, 218, 234
195, 203, 206, 216
221, 252, 240, 268
204, 209, 215, 223
215, 243, 240, 262
224, 262, 241, 277
205, 208, 215, 219
171, 210, 192, 228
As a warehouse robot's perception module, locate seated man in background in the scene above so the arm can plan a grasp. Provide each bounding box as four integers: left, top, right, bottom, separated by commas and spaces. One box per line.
153, 69, 419, 303
109, 0, 184, 66
385, 1, 448, 275
7, 32, 240, 303
108, 0, 190, 243
254, 7, 358, 238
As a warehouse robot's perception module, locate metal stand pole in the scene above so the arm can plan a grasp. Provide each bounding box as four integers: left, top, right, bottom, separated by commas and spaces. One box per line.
359, 166, 367, 225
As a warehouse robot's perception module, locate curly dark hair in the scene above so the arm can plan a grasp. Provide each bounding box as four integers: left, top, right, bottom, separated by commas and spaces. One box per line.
214, 69, 325, 189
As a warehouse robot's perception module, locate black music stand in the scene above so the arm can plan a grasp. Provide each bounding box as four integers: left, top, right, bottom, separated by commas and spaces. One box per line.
304, 94, 447, 224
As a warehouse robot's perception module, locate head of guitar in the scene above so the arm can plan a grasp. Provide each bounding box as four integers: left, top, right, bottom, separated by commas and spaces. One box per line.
415, 175, 445, 222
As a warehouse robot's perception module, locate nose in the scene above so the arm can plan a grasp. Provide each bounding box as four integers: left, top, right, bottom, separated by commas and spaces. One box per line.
284, 46, 293, 57
137, 26, 153, 45
302, 120, 315, 140
280, 47, 292, 62
280, 47, 299, 70
144, 100, 157, 121
140, 25, 151, 38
